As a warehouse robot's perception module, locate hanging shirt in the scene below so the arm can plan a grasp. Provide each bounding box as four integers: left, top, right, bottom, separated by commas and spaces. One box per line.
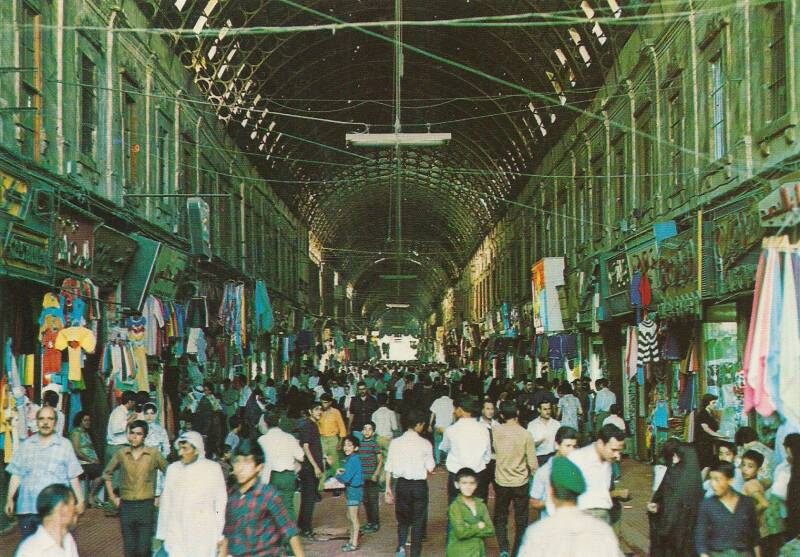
629, 270, 642, 306
54, 326, 97, 381
638, 271, 652, 308
625, 326, 639, 379
143, 296, 165, 356
636, 318, 659, 366
41, 329, 63, 376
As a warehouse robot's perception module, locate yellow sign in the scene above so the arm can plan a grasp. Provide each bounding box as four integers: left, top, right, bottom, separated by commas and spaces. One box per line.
0, 171, 30, 218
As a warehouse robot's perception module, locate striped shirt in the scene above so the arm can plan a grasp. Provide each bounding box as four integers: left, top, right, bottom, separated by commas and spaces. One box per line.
358, 436, 381, 477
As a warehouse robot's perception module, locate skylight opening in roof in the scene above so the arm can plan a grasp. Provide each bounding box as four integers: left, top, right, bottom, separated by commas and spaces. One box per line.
554, 49, 568, 66
578, 46, 591, 66
193, 16, 208, 35
174, 0, 187, 11
219, 20, 232, 40
581, 1, 596, 19
208, 44, 218, 60
203, 0, 219, 17
607, 0, 622, 18
217, 64, 227, 78
522, 118, 536, 139
546, 72, 567, 105
592, 22, 608, 44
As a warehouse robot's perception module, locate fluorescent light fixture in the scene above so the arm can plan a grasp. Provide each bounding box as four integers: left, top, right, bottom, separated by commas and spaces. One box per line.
386, 303, 410, 309
346, 132, 452, 148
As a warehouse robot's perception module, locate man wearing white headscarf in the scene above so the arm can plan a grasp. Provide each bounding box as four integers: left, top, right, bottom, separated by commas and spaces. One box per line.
155, 431, 227, 557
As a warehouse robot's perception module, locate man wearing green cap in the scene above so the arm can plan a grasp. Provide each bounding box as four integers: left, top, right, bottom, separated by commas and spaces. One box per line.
517, 456, 623, 557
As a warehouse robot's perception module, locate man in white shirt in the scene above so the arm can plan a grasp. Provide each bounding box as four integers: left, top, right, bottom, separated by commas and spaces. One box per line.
394, 374, 406, 401
330, 379, 346, 404
14, 484, 80, 557
371, 394, 399, 459
518, 456, 623, 557
428, 389, 455, 466
479, 399, 499, 495
236, 375, 252, 411
593, 379, 617, 432
526, 401, 561, 466
568, 424, 626, 523
257, 412, 305, 521
529, 425, 579, 519
439, 396, 491, 504
384, 407, 435, 557
105, 391, 137, 496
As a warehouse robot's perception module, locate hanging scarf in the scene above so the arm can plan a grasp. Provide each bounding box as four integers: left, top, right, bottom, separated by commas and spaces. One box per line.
744, 248, 777, 416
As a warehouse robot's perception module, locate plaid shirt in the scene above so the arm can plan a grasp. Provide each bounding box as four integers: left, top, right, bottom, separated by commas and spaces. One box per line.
358, 436, 381, 477
223, 480, 298, 556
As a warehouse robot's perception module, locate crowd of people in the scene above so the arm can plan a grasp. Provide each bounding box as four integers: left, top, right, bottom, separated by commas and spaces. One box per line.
4, 362, 800, 557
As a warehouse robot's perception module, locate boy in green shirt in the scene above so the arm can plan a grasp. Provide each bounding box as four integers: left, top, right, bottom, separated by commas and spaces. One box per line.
446, 467, 495, 557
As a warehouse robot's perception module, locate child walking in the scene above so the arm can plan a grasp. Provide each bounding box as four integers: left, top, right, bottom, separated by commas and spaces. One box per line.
359, 421, 383, 533
741, 450, 780, 556
446, 467, 495, 557
695, 461, 761, 557
336, 435, 364, 552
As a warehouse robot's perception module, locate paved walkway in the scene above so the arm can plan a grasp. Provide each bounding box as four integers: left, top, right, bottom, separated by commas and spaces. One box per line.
1, 459, 652, 556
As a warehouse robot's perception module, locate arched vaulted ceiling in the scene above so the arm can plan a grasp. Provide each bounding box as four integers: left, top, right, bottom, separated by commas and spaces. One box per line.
137, 0, 635, 327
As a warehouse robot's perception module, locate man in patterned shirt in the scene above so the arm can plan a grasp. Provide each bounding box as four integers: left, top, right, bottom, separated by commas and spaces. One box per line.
221, 439, 305, 557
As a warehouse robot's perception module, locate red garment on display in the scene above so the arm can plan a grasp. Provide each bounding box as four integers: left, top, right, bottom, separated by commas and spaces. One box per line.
41, 329, 63, 376
638, 271, 652, 307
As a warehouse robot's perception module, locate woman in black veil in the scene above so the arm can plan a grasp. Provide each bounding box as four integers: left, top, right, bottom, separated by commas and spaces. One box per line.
648, 438, 705, 557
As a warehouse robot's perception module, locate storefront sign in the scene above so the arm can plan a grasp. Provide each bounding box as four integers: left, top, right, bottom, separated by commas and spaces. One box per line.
656, 227, 701, 317
605, 251, 630, 297
93, 226, 138, 286
1, 223, 50, 278
531, 257, 565, 333
54, 209, 97, 275
600, 250, 631, 317
759, 182, 800, 228
121, 234, 189, 310
715, 200, 762, 272
0, 170, 32, 218
655, 228, 697, 299
122, 234, 160, 311
149, 243, 189, 299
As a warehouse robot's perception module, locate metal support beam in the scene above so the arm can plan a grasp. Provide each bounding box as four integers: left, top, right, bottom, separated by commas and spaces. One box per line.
121, 193, 232, 198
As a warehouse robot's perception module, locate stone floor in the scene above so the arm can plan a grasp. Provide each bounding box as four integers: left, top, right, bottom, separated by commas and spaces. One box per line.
1, 458, 652, 556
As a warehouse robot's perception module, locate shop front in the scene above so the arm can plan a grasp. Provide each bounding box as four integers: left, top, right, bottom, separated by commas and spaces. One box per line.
651, 223, 704, 457
0, 166, 55, 533
709, 191, 767, 437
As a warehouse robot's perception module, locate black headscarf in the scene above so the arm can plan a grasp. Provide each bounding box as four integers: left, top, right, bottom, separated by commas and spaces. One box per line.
652, 441, 704, 554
